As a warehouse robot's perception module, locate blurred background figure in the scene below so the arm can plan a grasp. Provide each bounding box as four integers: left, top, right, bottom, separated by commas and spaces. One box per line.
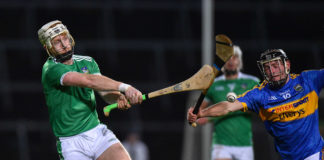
193, 45, 259, 160
123, 131, 149, 160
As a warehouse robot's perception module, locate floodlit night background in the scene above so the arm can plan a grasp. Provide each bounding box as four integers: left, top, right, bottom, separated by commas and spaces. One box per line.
1, 0, 324, 160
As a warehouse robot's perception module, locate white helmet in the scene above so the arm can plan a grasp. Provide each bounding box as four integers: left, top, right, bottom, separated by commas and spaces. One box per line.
38, 20, 75, 57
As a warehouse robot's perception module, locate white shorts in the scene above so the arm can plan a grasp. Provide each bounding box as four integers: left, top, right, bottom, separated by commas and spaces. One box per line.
211, 144, 254, 160
57, 124, 120, 160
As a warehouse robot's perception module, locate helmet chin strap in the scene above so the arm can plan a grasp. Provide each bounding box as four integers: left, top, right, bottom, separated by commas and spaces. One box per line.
268, 62, 288, 89
54, 47, 74, 63
268, 75, 288, 89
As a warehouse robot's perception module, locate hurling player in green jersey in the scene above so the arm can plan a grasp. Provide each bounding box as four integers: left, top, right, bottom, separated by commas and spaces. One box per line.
39, 20, 142, 160
191, 46, 259, 160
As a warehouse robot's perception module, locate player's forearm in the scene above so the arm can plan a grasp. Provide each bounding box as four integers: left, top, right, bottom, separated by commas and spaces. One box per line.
99, 91, 121, 104
64, 72, 123, 91
84, 74, 122, 91
198, 101, 244, 118
198, 101, 231, 118
196, 117, 209, 125
199, 101, 209, 110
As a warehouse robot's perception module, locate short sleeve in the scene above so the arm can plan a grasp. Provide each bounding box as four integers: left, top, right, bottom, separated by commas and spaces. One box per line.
91, 58, 101, 75
44, 64, 71, 86
237, 88, 262, 113
301, 69, 324, 94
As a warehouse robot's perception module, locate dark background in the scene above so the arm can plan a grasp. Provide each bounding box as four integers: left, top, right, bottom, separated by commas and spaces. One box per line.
1, 0, 324, 160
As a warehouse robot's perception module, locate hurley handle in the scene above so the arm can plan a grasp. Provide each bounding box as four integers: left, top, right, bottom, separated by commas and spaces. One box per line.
103, 94, 147, 117
189, 92, 206, 127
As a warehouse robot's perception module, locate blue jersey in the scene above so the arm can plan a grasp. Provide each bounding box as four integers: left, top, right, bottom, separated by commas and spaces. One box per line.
237, 70, 324, 160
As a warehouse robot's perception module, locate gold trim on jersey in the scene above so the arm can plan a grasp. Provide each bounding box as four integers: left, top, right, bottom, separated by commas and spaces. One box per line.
238, 83, 264, 99
241, 102, 248, 112
238, 73, 300, 99
290, 73, 299, 79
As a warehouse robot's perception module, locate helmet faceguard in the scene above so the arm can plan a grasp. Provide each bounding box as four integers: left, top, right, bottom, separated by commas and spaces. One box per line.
38, 20, 75, 62
257, 49, 290, 89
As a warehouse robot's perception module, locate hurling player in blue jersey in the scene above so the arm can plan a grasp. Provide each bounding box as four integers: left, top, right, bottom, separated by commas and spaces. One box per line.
187, 49, 324, 160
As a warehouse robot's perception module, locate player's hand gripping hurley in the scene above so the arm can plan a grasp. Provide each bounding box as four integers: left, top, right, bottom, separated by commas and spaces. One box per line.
104, 64, 217, 117
190, 34, 234, 127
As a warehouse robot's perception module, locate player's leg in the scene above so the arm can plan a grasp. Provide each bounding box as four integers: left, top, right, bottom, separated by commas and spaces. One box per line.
211, 144, 232, 160
96, 142, 131, 160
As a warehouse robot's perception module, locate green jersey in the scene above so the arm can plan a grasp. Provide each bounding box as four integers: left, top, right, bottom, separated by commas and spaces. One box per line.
205, 72, 259, 146
42, 55, 101, 137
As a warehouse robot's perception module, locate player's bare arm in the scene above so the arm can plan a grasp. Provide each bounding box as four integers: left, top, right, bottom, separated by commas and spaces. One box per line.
99, 91, 122, 104
187, 100, 243, 123
63, 72, 121, 90
195, 101, 210, 125
199, 100, 210, 110
187, 101, 210, 124
199, 100, 243, 118
62, 72, 142, 105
